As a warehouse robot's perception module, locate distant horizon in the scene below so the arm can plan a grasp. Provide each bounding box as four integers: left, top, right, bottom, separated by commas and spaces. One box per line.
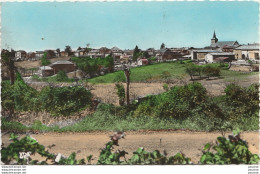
1, 1, 259, 52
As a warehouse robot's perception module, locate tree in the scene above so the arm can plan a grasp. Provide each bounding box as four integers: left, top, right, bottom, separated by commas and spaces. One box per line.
1, 49, 16, 85
41, 53, 51, 77
160, 43, 165, 50
41, 53, 50, 66
77, 47, 82, 51
143, 51, 150, 58
203, 65, 220, 79
132, 45, 141, 62
65, 45, 72, 55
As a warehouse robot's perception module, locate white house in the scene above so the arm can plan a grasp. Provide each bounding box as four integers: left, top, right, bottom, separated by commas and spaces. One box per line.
205, 52, 235, 63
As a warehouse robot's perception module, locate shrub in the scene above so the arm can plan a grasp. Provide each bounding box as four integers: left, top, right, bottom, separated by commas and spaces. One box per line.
185, 63, 203, 80
200, 133, 259, 164
39, 86, 92, 116
1, 81, 15, 114
202, 65, 220, 79
115, 83, 125, 106
55, 71, 70, 82
1, 134, 87, 165
134, 82, 207, 119
1, 133, 55, 165
224, 83, 259, 116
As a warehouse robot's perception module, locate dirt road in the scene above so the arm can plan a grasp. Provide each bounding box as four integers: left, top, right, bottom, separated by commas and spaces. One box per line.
2, 131, 259, 163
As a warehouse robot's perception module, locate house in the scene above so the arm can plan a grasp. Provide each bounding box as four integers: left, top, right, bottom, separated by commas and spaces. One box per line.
205, 52, 235, 63
120, 55, 131, 64
146, 48, 156, 57
206, 31, 240, 51
26, 52, 36, 60
50, 61, 76, 74
87, 49, 103, 58
35, 51, 45, 58
39, 66, 54, 77
156, 48, 182, 62
75, 49, 86, 57
123, 49, 134, 56
15, 50, 27, 61
111, 46, 123, 60
191, 50, 221, 61
99, 47, 111, 56
233, 43, 259, 60
60, 51, 69, 57
137, 58, 149, 66
44, 50, 56, 58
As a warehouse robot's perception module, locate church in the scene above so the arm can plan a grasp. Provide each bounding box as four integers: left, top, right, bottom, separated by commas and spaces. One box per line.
205, 31, 240, 52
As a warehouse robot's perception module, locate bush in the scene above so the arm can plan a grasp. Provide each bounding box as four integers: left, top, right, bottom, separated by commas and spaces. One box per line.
203, 65, 220, 79
55, 71, 70, 82
115, 83, 125, 106
224, 83, 259, 116
200, 133, 259, 164
2, 75, 92, 116
185, 63, 202, 80
39, 86, 92, 116
1, 81, 15, 114
134, 82, 207, 119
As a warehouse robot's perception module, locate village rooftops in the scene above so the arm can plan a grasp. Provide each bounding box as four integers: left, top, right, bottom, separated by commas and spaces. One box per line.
111, 46, 122, 51
235, 44, 260, 50
208, 52, 235, 56
50, 61, 75, 66
192, 50, 221, 53
210, 41, 239, 48
39, 66, 53, 70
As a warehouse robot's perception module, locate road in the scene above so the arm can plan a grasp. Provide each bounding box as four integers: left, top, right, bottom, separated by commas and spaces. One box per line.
2, 131, 259, 164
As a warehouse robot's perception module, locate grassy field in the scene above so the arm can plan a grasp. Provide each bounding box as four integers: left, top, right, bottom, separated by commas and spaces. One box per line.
87, 62, 186, 83
87, 62, 257, 84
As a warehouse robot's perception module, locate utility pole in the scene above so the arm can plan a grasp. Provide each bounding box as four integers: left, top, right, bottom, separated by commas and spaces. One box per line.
123, 64, 130, 105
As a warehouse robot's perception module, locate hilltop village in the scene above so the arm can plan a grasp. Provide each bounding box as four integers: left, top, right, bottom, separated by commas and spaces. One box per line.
1, 31, 259, 80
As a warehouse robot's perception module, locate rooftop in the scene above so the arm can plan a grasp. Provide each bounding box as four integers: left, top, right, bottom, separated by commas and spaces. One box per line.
39, 66, 53, 70
50, 61, 74, 66
209, 52, 234, 56
235, 44, 259, 50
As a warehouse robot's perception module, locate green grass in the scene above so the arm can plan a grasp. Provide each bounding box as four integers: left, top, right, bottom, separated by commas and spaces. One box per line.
88, 62, 186, 83
87, 62, 257, 84
221, 70, 258, 81
2, 110, 258, 133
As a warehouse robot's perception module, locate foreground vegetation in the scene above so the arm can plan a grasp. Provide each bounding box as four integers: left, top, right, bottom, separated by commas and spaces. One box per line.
1, 73, 92, 117
2, 81, 259, 133
1, 132, 259, 165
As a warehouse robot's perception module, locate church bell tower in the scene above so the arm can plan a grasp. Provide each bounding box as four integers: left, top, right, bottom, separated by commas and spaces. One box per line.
211, 30, 218, 44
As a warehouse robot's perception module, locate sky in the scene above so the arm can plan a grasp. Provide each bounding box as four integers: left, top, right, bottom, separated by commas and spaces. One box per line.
1, 1, 259, 51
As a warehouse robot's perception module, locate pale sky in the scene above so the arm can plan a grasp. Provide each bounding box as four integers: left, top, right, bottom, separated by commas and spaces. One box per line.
1, 1, 259, 51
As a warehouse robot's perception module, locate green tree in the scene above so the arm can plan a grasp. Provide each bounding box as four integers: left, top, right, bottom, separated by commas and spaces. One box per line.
202, 65, 220, 79
132, 45, 141, 62
115, 83, 125, 106
41, 53, 51, 77
1, 49, 16, 85
160, 43, 165, 49
65, 45, 72, 55
41, 53, 50, 66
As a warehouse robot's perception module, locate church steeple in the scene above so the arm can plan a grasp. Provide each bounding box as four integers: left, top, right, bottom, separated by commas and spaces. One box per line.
211, 30, 218, 44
